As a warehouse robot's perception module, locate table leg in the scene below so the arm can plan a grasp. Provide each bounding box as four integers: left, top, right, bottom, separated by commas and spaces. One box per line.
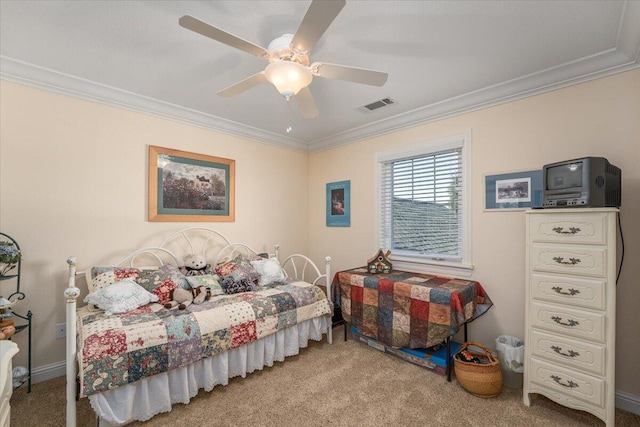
446, 337, 452, 382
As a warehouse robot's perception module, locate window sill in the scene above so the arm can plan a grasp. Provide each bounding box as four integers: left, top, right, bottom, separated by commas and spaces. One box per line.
391, 257, 473, 278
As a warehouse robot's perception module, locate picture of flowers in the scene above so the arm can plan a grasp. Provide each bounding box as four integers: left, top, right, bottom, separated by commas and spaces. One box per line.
149, 146, 235, 222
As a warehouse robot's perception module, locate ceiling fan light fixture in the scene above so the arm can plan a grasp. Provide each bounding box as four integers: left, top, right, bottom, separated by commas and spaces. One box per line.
265, 61, 313, 97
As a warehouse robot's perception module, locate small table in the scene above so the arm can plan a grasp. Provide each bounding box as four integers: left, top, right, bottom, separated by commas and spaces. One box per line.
318, 284, 348, 341
333, 267, 493, 380
332, 306, 348, 341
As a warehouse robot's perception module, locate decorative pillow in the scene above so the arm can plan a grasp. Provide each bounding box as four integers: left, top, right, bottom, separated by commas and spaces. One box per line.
152, 279, 178, 305
162, 264, 190, 289
136, 264, 189, 291
215, 255, 259, 283
214, 257, 238, 277
220, 276, 254, 295
186, 274, 224, 297
250, 257, 286, 288
83, 279, 158, 315
87, 267, 140, 293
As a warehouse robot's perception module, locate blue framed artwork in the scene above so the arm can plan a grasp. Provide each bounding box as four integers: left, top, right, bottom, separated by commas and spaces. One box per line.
485, 170, 542, 210
326, 180, 351, 227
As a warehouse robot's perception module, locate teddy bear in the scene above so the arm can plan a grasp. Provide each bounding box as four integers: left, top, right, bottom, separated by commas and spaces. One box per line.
164, 285, 211, 310
182, 253, 209, 276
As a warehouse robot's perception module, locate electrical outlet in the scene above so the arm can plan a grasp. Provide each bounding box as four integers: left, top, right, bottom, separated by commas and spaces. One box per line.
56, 323, 66, 339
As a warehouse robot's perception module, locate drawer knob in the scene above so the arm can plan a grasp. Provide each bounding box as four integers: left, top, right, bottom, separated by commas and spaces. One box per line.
551, 375, 579, 388
551, 286, 580, 296
550, 345, 580, 358
552, 227, 581, 235
552, 256, 581, 265
551, 315, 580, 327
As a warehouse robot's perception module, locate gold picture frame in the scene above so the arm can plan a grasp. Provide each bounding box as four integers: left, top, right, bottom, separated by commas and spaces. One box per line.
148, 145, 235, 222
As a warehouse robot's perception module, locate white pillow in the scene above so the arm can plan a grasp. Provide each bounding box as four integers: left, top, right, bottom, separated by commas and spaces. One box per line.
83, 278, 159, 315
250, 257, 286, 288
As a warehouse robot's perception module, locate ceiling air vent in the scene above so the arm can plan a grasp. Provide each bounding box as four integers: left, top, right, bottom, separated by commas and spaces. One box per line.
360, 97, 397, 112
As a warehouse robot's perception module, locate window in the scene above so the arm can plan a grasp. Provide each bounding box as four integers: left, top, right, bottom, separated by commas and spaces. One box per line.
376, 132, 472, 275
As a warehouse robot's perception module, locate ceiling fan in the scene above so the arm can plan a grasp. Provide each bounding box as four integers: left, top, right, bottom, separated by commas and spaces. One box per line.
179, 0, 388, 119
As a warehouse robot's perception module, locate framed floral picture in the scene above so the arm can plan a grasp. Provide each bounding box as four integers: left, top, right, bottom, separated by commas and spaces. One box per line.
148, 145, 235, 222
326, 180, 350, 227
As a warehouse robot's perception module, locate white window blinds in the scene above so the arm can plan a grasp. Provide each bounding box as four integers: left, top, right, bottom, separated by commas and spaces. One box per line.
379, 148, 463, 261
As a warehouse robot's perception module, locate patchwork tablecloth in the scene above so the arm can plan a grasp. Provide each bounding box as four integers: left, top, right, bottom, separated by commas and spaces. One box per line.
335, 268, 493, 349
77, 281, 331, 397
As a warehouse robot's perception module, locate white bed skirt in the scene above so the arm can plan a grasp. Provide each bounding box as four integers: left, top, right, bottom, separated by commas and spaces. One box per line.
91, 316, 329, 426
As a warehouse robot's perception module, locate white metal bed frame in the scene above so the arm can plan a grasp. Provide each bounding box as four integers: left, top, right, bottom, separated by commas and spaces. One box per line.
64, 228, 332, 427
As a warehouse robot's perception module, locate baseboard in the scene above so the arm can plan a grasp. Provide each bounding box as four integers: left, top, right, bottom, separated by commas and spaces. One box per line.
30, 360, 66, 384
25, 359, 640, 416
616, 390, 640, 416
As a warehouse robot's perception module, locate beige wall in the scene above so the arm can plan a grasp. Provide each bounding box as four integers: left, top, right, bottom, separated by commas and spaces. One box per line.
308, 69, 640, 396
0, 81, 309, 372
1, 69, 638, 398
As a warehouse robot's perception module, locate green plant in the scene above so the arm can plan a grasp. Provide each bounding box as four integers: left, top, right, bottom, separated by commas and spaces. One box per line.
0, 241, 21, 275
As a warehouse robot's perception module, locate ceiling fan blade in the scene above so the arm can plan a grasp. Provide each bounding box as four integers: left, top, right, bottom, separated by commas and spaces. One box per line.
313, 62, 388, 87
291, 0, 346, 52
217, 72, 267, 98
179, 15, 268, 59
295, 87, 319, 118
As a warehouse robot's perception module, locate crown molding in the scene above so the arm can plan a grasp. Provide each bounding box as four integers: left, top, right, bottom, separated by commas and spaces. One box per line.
2, 2, 638, 154
308, 0, 640, 152
0, 56, 307, 153
308, 49, 639, 153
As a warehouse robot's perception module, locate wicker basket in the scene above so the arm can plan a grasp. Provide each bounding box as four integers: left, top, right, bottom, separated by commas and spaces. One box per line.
454, 341, 503, 398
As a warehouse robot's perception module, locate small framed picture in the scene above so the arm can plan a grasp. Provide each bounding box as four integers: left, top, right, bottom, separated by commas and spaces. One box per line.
485, 170, 542, 211
326, 180, 350, 227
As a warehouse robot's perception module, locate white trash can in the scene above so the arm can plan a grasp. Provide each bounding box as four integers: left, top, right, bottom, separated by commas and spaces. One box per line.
495, 335, 524, 389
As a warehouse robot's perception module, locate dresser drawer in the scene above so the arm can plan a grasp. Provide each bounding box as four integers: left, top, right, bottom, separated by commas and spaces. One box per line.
530, 301, 605, 343
529, 213, 607, 244
530, 273, 605, 310
530, 329, 605, 376
529, 357, 604, 408
531, 244, 607, 278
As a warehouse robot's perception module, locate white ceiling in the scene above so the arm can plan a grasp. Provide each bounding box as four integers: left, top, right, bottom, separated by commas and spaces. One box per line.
1, 1, 639, 152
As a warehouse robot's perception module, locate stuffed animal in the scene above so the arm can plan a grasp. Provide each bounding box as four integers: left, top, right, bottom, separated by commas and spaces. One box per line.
164, 285, 211, 310
182, 253, 208, 275
193, 285, 211, 303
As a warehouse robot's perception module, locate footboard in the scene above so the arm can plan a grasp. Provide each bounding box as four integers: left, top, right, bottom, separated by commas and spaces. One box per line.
281, 254, 332, 343
64, 258, 80, 427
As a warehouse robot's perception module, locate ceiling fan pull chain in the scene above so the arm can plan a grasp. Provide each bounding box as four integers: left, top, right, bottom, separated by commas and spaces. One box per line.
285, 95, 293, 134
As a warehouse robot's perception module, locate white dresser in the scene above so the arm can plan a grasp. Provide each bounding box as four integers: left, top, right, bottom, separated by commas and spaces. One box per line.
1, 340, 19, 427
523, 208, 618, 426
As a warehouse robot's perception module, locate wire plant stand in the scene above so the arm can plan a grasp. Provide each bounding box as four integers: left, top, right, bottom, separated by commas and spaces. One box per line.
0, 232, 32, 393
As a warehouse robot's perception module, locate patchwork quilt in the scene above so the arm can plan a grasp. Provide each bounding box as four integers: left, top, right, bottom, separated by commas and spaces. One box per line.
77, 281, 331, 397
335, 268, 493, 349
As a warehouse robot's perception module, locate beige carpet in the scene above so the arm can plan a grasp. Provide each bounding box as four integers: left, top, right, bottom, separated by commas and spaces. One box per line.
10, 332, 640, 426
